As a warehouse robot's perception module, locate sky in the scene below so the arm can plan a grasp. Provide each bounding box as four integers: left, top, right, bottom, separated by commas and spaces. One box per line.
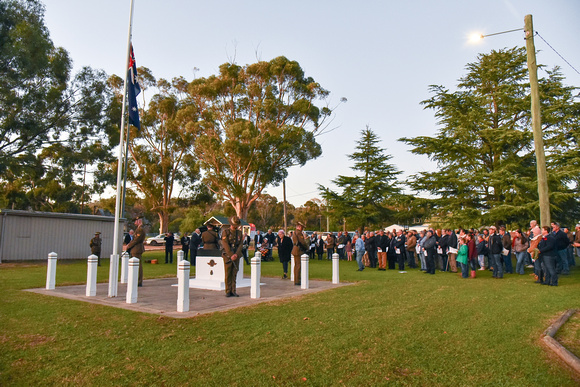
42, 0, 580, 207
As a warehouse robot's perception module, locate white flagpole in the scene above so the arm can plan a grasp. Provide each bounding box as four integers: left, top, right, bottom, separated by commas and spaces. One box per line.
109, 0, 136, 297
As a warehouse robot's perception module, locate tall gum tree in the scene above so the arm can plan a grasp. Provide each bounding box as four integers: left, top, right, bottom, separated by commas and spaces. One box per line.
118, 69, 200, 233
187, 56, 332, 220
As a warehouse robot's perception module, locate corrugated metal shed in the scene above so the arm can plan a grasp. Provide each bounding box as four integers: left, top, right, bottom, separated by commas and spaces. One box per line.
0, 210, 125, 262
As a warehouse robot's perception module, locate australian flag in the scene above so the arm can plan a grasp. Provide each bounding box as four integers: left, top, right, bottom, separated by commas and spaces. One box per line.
128, 44, 141, 130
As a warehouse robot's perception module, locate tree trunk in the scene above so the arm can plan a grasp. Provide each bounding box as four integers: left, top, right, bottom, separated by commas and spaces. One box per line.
158, 210, 170, 234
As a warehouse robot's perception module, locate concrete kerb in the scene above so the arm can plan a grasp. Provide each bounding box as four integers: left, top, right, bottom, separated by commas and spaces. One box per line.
24, 276, 353, 319
541, 309, 580, 375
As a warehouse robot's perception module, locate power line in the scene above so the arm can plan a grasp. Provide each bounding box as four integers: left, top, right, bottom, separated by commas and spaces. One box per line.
535, 31, 580, 76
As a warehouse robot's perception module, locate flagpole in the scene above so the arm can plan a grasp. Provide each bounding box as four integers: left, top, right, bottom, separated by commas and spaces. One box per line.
109, 0, 136, 297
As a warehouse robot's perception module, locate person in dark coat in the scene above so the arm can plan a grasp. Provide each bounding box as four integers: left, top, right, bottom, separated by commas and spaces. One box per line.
242, 232, 251, 265
276, 229, 294, 279
365, 232, 377, 268
190, 229, 202, 266
180, 233, 190, 261
538, 226, 558, 286
90, 232, 102, 266
387, 231, 397, 270
394, 229, 406, 271
164, 232, 174, 264
316, 234, 325, 260
423, 230, 437, 274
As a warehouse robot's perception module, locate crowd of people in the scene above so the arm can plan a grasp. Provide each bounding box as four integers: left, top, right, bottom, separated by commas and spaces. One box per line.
262, 220, 579, 287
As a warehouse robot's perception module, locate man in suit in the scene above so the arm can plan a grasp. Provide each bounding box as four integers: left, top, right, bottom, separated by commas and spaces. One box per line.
292, 221, 310, 286
125, 217, 146, 287
365, 231, 377, 268
90, 232, 102, 266
222, 216, 243, 297
254, 230, 264, 249
164, 232, 174, 264
180, 233, 190, 261
394, 229, 406, 272
406, 231, 417, 269
376, 229, 388, 271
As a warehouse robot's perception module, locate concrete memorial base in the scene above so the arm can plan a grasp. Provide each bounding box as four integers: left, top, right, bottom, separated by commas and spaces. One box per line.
186, 250, 254, 291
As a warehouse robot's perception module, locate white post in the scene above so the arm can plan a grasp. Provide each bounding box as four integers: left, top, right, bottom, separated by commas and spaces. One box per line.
251, 252, 261, 299
46, 252, 57, 290
332, 252, 339, 284
86, 254, 98, 297
109, 253, 119, 297
120, 251, 129, 284
177, 259, 190, 312
177, 250, 184, 278
290, 255, 295, 282
126, 257, 139, 304
301, 254, 309, 289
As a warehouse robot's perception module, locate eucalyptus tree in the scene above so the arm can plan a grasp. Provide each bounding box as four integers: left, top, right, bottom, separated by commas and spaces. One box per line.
188, 56, 332, 219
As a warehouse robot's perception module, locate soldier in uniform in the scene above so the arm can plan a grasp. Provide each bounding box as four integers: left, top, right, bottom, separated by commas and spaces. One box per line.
221, 216, 243, 297
292, 221, 310, 286
125, 217, 146, 287
201, 223, 220, 250
90, 232, 102, 266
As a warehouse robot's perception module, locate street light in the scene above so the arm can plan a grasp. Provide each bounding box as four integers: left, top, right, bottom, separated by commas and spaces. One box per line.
474, 14, 551, 227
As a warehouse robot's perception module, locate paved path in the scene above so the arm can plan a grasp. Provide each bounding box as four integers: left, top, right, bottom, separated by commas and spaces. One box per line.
25, 277, 352, 319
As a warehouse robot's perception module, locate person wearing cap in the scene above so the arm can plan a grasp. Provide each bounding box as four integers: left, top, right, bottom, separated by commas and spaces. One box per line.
292, 221, 310, 285
221, 216, 243, 297
202, 223, 220, 250
90, 232, 102, 266
126, 217, 146, 286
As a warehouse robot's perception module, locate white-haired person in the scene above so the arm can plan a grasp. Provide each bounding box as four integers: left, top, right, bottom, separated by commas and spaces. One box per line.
276, 229, 293, 279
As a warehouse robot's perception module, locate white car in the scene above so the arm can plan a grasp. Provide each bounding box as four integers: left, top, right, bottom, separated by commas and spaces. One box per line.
146, 233, 180, 246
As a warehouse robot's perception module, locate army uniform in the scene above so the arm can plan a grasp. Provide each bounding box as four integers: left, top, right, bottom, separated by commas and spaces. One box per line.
202, 228, 220, 250
90, 233, 102, 266
221, 218, 243, 297
292, 223, 310, 285
126, 224, 146, 286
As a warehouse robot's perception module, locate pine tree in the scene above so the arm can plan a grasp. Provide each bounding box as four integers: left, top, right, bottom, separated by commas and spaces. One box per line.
319, 126, 401, 232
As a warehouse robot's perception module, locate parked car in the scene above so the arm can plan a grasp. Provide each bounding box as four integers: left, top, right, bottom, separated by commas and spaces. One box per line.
146, 233, 180, 246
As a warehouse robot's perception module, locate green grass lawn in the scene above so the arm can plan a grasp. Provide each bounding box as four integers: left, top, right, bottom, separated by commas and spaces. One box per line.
1, 252, 579, 386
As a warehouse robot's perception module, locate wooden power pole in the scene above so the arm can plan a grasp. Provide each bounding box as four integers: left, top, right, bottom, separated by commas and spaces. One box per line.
524, 14, 551, 227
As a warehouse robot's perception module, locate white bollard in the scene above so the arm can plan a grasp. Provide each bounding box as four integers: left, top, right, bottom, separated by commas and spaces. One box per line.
46, 252, 57, 290
290, 256, 295, 282
177, 259, 190, 312
177, 250, 184, 278
126, 257, 139, 304
301, 254, 309, 289
86, 254, 98, 297
120, 251, 129, 284
108, 253, 119, 297
332, 252, 340, 284
251, 252, 261, 299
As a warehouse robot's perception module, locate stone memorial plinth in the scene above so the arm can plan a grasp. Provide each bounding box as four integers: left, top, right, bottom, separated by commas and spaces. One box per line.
187, 249, 251, 291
